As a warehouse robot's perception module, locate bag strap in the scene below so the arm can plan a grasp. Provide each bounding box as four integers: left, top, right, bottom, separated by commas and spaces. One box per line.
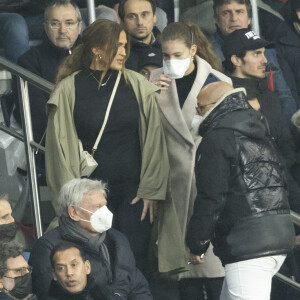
92, 71, 121, 156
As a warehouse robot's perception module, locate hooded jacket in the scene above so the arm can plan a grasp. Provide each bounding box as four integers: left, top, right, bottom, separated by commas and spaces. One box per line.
186, 88, 295, 265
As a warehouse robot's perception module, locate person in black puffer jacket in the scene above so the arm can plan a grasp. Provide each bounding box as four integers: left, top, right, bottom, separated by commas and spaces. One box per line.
186, 81, 295, 300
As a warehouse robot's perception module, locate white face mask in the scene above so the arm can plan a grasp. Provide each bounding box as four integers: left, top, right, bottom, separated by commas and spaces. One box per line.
163, 56, 191, 79
78, 205, 113, 233
191, 114, 204, 129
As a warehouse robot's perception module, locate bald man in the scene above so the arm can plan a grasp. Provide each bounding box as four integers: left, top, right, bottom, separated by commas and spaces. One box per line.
196, 81, 234, 117
187, 82, 295, 299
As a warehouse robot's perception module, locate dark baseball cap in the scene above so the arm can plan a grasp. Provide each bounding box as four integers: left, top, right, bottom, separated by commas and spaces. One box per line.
222, 28, 273, 60
137, 48, 163, 71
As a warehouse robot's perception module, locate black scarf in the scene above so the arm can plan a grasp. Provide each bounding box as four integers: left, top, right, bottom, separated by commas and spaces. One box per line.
231, 76, 268, 100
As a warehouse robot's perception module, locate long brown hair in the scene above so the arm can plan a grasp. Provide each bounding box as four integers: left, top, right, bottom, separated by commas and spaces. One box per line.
159, 22, 223, 72
56, 19, 130, 84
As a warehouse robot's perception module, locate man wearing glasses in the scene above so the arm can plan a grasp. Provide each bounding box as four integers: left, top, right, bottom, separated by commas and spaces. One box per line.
15, 0, 82, 144
0, 241, 36, 300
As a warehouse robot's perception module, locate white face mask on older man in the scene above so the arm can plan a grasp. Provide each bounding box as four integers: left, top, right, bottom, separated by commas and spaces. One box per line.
78, 206, 113, 233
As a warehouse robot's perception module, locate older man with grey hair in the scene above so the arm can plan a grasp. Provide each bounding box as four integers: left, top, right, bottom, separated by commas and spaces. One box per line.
29, 178, 153, 300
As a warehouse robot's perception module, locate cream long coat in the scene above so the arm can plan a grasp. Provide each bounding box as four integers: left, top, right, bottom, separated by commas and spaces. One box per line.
152, 56, 231, 278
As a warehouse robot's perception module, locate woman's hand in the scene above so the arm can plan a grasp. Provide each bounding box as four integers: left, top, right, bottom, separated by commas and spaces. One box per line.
131, 197, 156, 223
150, 74, 171, 91
189, 253, 205, 265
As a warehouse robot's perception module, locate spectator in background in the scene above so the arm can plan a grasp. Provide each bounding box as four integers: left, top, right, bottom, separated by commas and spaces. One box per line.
210, 0, 298, 121
118, 0, 164, 71
137, 47, 162, 80
258, 0, 300, 110
0, 0, 117, 63
48, 241, 111, 300
29, 178, 153, 300
0, 195, 33, 253
0, 241, 37, 300
15, 0, 82, 143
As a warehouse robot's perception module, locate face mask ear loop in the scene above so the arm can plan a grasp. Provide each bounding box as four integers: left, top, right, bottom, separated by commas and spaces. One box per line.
73, 205, 93, 214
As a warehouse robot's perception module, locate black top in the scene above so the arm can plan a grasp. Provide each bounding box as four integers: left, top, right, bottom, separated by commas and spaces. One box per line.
175, 65, 197, 109
74, 69, 141, 189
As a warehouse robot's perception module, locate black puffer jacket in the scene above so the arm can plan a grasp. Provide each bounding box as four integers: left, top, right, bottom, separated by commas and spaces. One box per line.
186, 89, 295, 265
29, 218, 152, 300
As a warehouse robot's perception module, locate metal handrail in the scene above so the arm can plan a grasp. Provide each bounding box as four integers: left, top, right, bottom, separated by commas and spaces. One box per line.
86, 0, 96, 24
275, 273, 300, 292
0, 56, 54, 238
291, 210, 300, 227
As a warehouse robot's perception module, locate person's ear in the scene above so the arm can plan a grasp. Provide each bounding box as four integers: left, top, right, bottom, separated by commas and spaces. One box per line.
52, 269, 58, 281
85, 260, 91, 275
191, 44, 197, 57
0, 278, 4, 289
231, 55, 241, 67
153, 13, 157, 24
68, 206, 81, 221
78, 21, 83, 34
91, 47, 103, 56
247, 17, 251, 26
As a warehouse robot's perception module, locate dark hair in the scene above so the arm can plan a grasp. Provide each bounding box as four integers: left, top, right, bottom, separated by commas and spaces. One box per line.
213, 0, 252, 19
50, 241, 87, 268
160, 22, 223, 72
56, 19, 130, 84
0, 242, 23, 278
44, 0, 82, 22
223, 49, 247, 73
118, 0, 156, 21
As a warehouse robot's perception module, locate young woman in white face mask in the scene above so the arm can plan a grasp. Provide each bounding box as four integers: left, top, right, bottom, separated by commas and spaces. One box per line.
150, 22, 232, 300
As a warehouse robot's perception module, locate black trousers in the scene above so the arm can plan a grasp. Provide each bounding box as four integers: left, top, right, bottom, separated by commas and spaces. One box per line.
178, 277, 224, 300
107, 182, 152, 275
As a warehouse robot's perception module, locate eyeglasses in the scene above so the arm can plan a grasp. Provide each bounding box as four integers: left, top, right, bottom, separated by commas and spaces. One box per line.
4, 266, 33, 278
47, 20, 79, 30
196, 102, 217, 114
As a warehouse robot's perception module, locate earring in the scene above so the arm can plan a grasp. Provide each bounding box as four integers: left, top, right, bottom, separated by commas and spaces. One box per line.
95, 54, 102, 62
192, 55, 195, 61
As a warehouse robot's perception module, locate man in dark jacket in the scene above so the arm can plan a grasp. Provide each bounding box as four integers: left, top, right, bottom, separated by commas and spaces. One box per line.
15, 0, 82, 143
0, 241, 37, 300
48, 241, 112, 300
29, 178, 152, 300
222, 28, 300, 219
118, 0, 162, 71
186, 81, 295, 299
